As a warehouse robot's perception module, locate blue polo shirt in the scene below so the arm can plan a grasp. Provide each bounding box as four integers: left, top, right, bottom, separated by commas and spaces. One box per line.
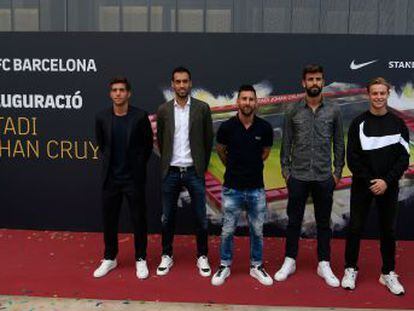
216, 114, 273, 189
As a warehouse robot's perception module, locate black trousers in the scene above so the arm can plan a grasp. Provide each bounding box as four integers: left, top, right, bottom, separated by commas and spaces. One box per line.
345, 178, 399, 274
285, 176, 335, 261
102, 178, 147, 260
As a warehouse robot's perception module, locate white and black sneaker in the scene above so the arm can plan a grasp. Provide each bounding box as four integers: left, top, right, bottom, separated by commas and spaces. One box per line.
156, 255, 173, 276
379, 271, 405, 295
250, 265, 273, 286
341, 268, 358, 290
211, 265, 231, 286
197, 255, 211, 277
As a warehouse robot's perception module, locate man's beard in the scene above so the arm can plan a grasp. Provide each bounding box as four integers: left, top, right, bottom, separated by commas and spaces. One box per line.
240, 106, 254, 116
175, 89, 189, 99
305, 86, 322, 97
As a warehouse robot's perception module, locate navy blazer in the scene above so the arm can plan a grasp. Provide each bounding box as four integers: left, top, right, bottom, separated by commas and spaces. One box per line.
95, 105, 153, 186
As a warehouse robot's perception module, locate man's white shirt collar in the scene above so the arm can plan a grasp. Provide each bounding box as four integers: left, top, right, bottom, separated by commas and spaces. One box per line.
174, 96, 191, 108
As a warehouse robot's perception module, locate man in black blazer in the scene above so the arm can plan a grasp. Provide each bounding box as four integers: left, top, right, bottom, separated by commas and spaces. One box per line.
156, 67, 214, 277
93, 77, 153, 279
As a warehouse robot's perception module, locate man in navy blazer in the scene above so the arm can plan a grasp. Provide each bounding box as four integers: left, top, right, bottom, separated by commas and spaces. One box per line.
93, 77, 153, 279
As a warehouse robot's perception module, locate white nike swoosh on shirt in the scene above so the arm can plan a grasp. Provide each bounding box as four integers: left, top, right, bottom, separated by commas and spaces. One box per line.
350, 59, 378, 70
359, 121, 409, 153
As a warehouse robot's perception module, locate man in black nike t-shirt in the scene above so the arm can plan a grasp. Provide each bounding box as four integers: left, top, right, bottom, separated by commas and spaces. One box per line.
341, 77, 410, 295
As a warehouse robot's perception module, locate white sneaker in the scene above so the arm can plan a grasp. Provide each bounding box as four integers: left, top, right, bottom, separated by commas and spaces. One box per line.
93, 259, 117, 278
156, 255, 173, 276
250, 265, 273, 286
341, 268, 358, 290
317, 261, 340, 287
211, 265, 231, 286
379, 271, 405, 295
197, 256, 211, 277
136, 259, 149, 279
274, 257, 296, 281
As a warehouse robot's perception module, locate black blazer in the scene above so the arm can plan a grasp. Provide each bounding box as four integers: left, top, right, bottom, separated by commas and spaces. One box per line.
95, 105, 153, 187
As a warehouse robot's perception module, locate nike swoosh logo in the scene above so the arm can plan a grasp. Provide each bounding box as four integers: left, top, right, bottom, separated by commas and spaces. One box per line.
359, 121, 409, 153
350, 59, 378, 70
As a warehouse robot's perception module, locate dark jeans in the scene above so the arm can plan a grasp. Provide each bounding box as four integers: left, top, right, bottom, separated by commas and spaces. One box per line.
161, 166, 207, 257
102, 179, 147, 260
345, 178, 399, 274
285, 176, 335, 261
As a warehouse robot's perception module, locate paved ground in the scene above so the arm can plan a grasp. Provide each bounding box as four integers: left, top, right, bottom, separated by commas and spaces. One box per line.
1, 295, 411, 311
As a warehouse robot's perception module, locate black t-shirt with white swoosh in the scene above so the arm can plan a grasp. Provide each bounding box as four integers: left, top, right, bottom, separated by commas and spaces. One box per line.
347, 110, 410, 186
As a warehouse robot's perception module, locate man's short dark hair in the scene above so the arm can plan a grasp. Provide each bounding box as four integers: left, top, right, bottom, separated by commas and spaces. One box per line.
109, 77, 131, 91
238, 84, 256, 98
367, 77, 391, 93
171, 66, 191, 81
302, 64, 324, 80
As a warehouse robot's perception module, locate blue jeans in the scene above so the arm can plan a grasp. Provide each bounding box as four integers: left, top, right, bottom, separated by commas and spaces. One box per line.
220, 187, 267, 266
161, 166, 207, 257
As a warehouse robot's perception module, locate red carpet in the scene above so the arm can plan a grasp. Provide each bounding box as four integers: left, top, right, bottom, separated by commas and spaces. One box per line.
1, 229, 413, 309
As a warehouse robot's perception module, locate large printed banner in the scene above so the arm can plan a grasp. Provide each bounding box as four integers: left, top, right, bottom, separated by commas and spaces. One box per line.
1, 33, 413, 239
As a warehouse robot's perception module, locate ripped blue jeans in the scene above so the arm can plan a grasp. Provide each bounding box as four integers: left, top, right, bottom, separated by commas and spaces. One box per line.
220, 187, 267, 266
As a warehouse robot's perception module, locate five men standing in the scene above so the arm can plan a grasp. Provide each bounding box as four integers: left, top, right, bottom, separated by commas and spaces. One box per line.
93, 68, 409, 295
